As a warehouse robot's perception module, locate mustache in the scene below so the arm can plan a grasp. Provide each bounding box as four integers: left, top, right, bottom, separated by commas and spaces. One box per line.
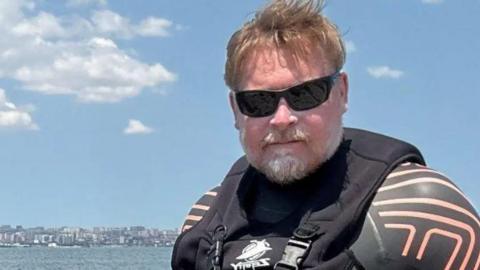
262, 128, 308, 146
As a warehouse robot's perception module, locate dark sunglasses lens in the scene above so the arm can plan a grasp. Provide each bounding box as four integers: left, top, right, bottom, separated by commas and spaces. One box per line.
236, 91, 277, 117
287, 79, 330, 110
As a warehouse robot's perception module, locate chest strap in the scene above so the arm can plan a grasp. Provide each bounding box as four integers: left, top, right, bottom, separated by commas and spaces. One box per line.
274, 222, 321, 269
274, 218, 365, 270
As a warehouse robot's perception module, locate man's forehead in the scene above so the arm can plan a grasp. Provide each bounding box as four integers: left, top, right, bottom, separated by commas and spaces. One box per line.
238, 46, 330, 90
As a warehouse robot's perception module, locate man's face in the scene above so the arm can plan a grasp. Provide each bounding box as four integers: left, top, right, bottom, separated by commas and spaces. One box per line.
230, 47, 349, 184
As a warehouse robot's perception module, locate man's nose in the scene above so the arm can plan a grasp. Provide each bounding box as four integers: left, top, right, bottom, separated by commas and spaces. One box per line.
269, 98, 298, 130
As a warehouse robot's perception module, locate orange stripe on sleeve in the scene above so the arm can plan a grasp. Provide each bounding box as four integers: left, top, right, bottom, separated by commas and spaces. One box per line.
379, 210, 476, 270
186, 215, 202, 221
417, 228, 463, 270
192, 204, 210, 211
373, 198, 480, 227
384, 223, 416, 256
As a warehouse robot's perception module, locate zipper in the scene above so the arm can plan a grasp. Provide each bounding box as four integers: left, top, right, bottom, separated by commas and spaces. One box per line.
209, 225, 227, 270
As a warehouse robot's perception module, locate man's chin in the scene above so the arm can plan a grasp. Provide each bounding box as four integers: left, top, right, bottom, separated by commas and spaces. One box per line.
257, 155, 311, 185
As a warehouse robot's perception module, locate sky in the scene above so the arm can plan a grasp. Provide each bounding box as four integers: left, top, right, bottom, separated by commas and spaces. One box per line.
0, 0, 478, 230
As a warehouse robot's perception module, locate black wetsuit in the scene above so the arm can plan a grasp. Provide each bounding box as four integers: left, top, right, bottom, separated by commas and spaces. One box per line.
172, 128, 480, 269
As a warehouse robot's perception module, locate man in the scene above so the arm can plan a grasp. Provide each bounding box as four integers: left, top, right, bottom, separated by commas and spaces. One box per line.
172, 0, 480, 269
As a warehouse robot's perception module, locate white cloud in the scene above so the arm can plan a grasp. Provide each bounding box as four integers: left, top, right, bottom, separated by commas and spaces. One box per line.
91, 10, 133, 38
345, 40, 356, 53
0, 89, 38, 130
367, 66, 404, 79
12, 12, 66, 38
91, 10, 173, 39
422, 0, 443, 4
11, 37, 176, 103
0, 1, 177, 103
123, 119, 153, 135
136, 17, 172, 37
67, 0, 107, 7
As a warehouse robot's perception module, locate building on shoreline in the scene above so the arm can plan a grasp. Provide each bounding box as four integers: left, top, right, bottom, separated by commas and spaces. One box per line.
0, 224, 179, 247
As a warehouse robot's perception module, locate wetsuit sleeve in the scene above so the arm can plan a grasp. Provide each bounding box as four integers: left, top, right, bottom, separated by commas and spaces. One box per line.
180, 185, 220, 232
351, 162, 480, 270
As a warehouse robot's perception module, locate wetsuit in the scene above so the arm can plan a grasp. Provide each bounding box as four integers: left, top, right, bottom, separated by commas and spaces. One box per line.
173, 129, 480, 269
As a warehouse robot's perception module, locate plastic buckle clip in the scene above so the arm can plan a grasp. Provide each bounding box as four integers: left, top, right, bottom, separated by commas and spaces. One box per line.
274, 239, 312, 270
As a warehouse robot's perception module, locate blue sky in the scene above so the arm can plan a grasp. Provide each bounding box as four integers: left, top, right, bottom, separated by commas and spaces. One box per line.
0, 0, 478, 230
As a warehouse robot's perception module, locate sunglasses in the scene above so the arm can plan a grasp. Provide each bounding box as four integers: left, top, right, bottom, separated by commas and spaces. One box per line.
235, 72, 340, 117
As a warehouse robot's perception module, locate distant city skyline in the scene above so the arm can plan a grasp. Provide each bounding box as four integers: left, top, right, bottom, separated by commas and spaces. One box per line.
0, 0, 478, 229
0, 224, 178, 231
0, 224, 178, 247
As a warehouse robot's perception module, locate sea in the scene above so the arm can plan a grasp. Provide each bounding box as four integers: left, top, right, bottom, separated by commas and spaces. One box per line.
0, 246, 173, 270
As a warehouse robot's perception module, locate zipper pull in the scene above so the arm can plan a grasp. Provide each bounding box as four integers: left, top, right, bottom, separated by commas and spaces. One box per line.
210, 225, 227, 270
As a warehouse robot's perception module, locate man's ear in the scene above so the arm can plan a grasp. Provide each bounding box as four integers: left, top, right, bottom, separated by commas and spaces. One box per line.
339, 72, 349, 113
228, 91, 240, 130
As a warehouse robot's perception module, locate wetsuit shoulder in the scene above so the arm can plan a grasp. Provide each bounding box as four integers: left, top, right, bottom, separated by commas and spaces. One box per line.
180, 185, 221, 232
352, 163, 480, 269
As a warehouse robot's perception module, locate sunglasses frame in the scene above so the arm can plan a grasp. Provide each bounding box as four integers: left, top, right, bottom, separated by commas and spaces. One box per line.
235, 71, 341, 118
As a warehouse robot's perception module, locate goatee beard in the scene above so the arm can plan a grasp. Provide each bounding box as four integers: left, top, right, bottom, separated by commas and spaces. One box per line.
240, 124, 343, 185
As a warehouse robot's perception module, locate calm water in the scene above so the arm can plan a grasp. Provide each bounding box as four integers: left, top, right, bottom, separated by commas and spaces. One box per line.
0, 247, 172, 270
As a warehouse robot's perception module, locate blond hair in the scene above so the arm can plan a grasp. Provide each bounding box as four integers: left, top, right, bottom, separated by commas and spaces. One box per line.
225, 0, 345, 90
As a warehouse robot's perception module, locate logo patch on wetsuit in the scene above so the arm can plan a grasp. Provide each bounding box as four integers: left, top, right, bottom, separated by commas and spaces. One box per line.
230, 239, 272, 270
